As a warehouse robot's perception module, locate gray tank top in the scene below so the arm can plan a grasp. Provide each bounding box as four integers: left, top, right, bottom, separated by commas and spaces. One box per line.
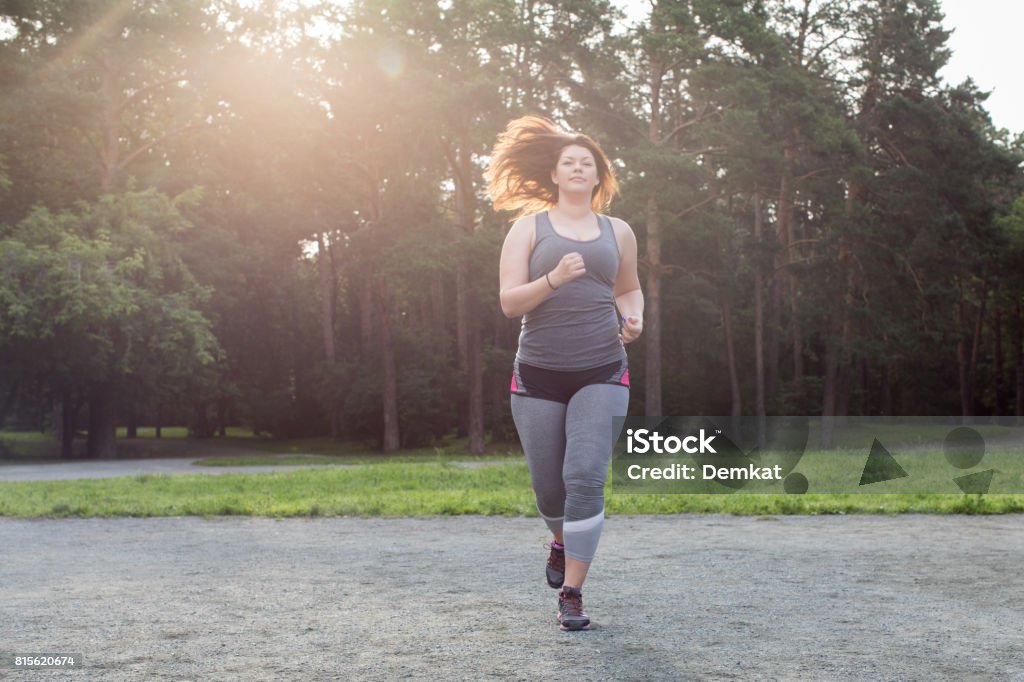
516, 211, 626, 370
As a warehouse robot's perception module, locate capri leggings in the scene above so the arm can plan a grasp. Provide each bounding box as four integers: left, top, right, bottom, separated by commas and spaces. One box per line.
510, 359, 630, 563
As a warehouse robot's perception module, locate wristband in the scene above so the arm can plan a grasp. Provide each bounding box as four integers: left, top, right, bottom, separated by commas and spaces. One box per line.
545, 272, 556, 290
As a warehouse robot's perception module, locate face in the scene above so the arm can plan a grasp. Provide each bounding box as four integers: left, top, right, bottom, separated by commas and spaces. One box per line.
551, 144, 599, 194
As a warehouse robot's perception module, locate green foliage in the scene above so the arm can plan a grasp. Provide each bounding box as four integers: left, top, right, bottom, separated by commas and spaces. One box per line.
0, 189, 221, 427
1, 0, 1023, 451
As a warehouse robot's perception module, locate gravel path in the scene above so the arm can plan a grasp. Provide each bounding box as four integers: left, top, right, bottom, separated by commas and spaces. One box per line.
2, 514, 1022, 681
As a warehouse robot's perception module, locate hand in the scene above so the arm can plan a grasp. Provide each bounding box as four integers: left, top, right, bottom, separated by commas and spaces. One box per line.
620, 316, 643, 344
548, 252, 586, 289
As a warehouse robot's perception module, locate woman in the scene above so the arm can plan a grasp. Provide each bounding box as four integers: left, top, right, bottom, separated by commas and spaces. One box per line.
490, 116, 644, 631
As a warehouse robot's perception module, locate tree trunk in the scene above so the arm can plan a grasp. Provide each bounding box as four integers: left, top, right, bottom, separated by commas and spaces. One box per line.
193, 402, 211, 438
455, 265, 470, 438
778, 144, 803, 382
968, 280, 987, 416
125, 377, 138, 438
859, 356, 870, 415
1013, 300, 1022, 423
821, 330, 838, 449
86, 382, 117, 458
835, 240, 855, 422
822, 240, 852, 443
767, 274, 780, 406
0, 379, 19, 430
55, 387, 79, 459
216, 396, 228, 437
452, 262, 486, 453
644, 193, 663, 416
126, 400, 138, 438
359, 275, 374, 356
456, 268, 485, 454
643, 57, 665, 416
992, 295, 1005, 415
52, 392, 63, 448
466, 303, 485, 454
456, 263, 470, 372
720, 290, 741, 420
376, 280, 400, 453
957, 298, 972, 419
445, 128, 485, 454
431, 275, 448, 354
881, 361, 894, 416
753, 190, 766, 445
837, 358, 852, 418
316, 231, 338, 438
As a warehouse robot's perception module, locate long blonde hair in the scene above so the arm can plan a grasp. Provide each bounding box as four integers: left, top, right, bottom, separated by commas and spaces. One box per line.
487, 116, 619, 221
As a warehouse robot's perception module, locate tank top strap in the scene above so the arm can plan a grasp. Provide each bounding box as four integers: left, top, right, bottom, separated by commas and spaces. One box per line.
597, 214, 613, 240
536, 210, 556, 238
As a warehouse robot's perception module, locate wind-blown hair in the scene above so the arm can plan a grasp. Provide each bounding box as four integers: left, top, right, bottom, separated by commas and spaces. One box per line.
487, 116, 619, 221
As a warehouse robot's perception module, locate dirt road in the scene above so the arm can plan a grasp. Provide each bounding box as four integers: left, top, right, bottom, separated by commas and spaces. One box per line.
2, 514, 1022, 680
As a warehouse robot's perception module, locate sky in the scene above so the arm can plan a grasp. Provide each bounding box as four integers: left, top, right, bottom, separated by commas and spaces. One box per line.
939, 0, 1023, 133
616, 0, 1024, 134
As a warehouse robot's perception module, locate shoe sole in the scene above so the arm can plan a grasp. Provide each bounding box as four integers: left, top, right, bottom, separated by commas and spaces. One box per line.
557, 613, 591, 631
559, 622, 592, 631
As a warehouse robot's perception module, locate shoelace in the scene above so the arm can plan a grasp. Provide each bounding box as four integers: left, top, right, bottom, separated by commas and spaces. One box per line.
545, 543, 565, 572
560, 590, 585, 616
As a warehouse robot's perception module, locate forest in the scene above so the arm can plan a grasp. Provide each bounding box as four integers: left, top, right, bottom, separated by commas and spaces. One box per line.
1, 0, 1022, 458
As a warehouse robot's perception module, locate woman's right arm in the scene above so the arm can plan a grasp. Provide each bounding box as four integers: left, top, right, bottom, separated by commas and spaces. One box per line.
499, 216, 548, 319
499, 216, 583, 318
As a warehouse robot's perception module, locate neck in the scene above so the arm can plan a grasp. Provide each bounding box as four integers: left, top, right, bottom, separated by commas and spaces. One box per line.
553, 193, 593, 220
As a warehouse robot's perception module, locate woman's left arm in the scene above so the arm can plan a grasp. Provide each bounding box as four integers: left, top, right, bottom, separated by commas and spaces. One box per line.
612, 218, 644, 344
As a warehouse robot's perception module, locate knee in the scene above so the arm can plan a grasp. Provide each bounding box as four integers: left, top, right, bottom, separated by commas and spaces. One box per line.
563, 473, 605, 498
535, 490, 565, 517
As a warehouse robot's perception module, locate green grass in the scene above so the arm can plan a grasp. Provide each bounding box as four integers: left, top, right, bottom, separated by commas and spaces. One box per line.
1, 460, 1023, 518
4, 426, 1024, 518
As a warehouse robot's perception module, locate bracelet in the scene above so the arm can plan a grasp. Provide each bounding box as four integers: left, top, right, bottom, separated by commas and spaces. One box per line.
545, 272, 556, 290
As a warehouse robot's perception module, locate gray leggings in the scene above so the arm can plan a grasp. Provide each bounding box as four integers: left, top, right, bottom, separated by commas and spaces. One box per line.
511, 384, 629, 563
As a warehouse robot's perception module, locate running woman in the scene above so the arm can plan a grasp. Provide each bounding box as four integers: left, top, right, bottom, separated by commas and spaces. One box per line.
490, 116, 644, 631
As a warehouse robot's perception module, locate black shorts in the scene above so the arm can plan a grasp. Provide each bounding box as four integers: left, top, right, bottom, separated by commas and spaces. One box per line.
510, 358, 629, 404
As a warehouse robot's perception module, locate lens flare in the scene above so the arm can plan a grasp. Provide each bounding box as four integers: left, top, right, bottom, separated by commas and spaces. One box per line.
376, 45, 403, 78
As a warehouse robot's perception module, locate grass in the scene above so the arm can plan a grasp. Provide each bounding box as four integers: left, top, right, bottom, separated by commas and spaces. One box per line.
3, 426, 1024, 518
1, 459, 1023, 518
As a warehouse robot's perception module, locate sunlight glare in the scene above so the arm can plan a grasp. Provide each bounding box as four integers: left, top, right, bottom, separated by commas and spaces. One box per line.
376, 44, 404, 78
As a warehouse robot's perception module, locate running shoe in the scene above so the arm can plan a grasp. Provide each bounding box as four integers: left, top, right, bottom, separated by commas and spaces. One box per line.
557, 586, 591, 631
545, 541, 565, 589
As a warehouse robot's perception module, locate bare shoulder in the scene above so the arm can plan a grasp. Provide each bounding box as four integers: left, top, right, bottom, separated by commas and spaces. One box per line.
608, 216, 637, 248
607, 215, 631, 229
509, 213, 538, 235
505, 213, 538, 252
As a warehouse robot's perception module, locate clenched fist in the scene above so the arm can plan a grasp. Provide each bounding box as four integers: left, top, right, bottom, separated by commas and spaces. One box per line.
620, 316, 643, 344
548, 252, 586, 289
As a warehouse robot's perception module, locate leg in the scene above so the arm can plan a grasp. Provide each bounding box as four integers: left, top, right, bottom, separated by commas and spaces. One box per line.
561, 383, 629, 588
510, 394, 567, 536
